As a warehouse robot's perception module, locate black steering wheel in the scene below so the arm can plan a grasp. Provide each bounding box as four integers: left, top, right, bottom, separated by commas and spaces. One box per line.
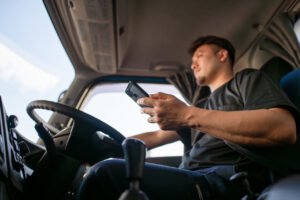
27, 100, 126, 164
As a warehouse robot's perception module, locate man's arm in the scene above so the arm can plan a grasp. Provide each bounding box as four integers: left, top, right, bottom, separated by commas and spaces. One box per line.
130, 130, 181, 150
184, 107, 296, 146
139, 93, 297, 147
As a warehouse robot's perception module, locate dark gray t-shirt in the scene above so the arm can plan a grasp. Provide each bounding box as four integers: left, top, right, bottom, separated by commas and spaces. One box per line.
179, 68, 299, 171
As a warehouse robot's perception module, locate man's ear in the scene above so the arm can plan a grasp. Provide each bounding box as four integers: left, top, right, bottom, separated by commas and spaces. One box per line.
218, 49, 229, 63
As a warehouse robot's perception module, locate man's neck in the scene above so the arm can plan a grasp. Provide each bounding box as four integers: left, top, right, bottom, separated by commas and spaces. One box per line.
209, 71, 234, 92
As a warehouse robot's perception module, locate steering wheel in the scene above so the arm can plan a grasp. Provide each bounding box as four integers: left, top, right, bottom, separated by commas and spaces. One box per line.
27, 100, 126, 164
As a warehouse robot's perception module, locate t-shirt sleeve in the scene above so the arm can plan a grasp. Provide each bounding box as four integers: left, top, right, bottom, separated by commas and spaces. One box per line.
235, 69, 300, 136
176, 128, 192, 149
236, 69, 297, 111
225, 69, 300, 172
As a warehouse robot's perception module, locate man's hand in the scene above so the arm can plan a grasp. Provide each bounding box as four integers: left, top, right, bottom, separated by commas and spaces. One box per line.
137, 92, 189, 130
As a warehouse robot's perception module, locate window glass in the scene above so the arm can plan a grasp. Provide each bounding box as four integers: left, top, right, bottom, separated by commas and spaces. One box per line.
0, 1, 74, 142
294, 18, 300, 41
82, 82, 188, 157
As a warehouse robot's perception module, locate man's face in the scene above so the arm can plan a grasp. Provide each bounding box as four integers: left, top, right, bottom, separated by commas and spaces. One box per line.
191, 44, 222, 85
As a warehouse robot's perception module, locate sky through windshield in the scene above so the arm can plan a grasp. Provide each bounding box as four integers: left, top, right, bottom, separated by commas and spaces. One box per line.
0, 1, 75, 141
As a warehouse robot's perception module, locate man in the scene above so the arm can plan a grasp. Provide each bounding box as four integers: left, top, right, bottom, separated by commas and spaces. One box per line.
76, 36, 299, 200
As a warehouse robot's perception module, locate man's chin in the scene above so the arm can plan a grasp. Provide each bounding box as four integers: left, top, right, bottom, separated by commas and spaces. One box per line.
196, 77, 206, 86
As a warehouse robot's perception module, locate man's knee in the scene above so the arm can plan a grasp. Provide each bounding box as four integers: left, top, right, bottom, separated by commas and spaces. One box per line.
85, 159, 126, 185
77, 159, 127, 200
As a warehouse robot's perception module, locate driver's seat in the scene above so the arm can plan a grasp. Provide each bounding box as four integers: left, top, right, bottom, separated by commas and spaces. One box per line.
280, 68, 300, 109
260, 57, 300, 109
254, 58, 300, 200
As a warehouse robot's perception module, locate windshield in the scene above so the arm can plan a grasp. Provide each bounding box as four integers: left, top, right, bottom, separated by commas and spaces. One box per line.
0, 1, 74, 142
82, 82, 187, 157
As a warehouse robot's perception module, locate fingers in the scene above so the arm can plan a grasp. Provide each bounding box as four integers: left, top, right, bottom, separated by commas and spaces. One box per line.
137, 92, 172, 106
141, 107, 155, 116
137, 92, 174, 127
140, 106, 157, 124
147, 115, 157, 123
137, 96, 156, 107
150, 92, 169, 99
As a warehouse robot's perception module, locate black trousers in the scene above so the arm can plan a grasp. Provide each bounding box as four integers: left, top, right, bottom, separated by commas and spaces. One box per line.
76, 159, 244, 200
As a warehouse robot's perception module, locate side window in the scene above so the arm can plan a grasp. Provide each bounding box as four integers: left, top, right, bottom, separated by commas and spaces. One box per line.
82, 82, 187, 157
295, 18, 300, 41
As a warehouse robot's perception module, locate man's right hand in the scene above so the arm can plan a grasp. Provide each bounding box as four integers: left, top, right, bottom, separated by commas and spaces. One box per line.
137, 92, 190, 130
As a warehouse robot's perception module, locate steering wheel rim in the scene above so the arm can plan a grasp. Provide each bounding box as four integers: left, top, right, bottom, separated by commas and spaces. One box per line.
27, 100, 126, 143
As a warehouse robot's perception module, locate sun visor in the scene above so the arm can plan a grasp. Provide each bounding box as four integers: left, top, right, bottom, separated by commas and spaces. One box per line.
68, 0, 117, 73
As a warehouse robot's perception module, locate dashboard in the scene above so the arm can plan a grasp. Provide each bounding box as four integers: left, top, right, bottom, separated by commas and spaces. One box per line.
0, 96, 32, 193
0, 96, 84, 200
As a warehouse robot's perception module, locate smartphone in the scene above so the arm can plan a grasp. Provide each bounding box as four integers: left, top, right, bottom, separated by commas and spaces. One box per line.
125, 81, 150, 107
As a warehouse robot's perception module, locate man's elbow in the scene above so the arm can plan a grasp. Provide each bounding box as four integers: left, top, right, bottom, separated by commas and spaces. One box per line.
270, 127, 296, 146
270, 108, 297, 145
281, 122, 297, 145
286, 128, 297, 145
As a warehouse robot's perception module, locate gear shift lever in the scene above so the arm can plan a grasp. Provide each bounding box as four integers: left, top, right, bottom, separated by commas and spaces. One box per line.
118, 138, 149, 200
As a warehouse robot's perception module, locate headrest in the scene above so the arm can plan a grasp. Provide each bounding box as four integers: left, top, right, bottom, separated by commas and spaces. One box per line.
280, 69, 300, 109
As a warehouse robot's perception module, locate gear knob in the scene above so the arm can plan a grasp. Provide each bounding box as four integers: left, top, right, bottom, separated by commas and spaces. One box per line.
122, 138, 146, 180
119, 138, 149, 200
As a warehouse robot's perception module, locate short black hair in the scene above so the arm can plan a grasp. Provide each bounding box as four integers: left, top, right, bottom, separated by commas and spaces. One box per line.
189, 35, 236, 67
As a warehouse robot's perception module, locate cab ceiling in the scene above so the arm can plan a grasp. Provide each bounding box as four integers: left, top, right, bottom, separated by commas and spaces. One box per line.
48, 0, 293, 77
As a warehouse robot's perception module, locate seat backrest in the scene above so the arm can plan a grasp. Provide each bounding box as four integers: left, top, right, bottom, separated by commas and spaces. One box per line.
260, 57, 293, 86
280, 69, 300, 110
260, 57, 299, 109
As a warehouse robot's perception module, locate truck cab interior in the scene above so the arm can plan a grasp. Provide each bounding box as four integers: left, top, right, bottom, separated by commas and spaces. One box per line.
1, 0, 300, 199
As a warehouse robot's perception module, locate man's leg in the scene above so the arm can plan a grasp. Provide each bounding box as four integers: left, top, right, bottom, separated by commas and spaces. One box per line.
76, 159, 243, 200
76, 159, 211, 200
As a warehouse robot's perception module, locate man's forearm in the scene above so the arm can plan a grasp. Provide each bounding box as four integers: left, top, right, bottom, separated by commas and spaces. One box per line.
183, 106, 297, 146
130, 130, 180, 150
138, 93, 296, 147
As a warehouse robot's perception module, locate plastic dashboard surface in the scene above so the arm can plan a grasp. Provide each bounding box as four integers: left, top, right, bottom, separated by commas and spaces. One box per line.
0, 96, 29, 192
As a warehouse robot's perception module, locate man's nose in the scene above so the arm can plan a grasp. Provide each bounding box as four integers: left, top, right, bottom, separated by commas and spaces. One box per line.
191, 62, 197, 70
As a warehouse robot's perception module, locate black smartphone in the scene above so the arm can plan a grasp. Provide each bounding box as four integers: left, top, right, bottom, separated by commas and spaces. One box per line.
125, 81, 150, 107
